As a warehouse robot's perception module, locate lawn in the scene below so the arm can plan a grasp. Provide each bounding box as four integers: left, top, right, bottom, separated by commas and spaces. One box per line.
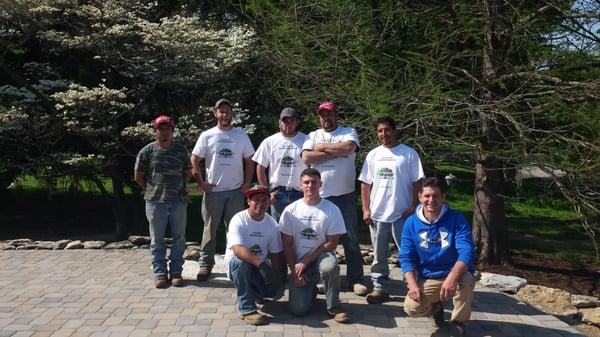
2, 172, 597, 263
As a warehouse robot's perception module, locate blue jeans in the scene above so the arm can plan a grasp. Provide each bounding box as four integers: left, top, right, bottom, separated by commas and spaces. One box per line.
288, 252, 340, 315
370, 217, 405, 292
325, 192, 364, 284
146, 199, 187, 275
229, 256, 285, 315
271, 187, 303, 222
200, 189, 244, 267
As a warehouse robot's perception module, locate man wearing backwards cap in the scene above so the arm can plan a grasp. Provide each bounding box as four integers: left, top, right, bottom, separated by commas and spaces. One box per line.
252, 107, 307, 221
225, 185, 284, 326
301, 101, 368, 296
134, 115, 192, 288
191, 98, 255, 281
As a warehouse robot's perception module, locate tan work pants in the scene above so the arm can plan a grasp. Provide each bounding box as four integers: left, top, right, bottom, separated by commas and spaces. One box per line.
404, 272, 475, 323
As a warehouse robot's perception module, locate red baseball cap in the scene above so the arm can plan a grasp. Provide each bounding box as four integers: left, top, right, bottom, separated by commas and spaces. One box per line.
317, 101, 337, 113
244, 185, 270, 199
152, 115, 175, 129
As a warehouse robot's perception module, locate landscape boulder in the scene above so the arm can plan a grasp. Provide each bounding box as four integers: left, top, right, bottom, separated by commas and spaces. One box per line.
65, 240, 84, 249
479, 272, 527, 293
104, 241, 134, 249
84, 241, 106, 249
128, 236, 150, 246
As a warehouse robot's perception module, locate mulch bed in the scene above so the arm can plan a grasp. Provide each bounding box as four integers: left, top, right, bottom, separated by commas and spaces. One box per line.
479, 251, 600, 297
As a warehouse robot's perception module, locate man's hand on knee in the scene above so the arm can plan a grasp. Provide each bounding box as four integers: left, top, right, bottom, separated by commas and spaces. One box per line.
258, 261, 275, 285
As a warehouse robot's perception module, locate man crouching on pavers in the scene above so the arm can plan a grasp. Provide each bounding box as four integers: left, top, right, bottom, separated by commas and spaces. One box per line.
278, 168, 350, 323
225, 185, 284, 326
400, 177, 474, 336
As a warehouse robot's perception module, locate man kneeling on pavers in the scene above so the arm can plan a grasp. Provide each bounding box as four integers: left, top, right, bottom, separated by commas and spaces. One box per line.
400, 177, 474, 336
278, 168, 350, 323
225, 185, 284, 325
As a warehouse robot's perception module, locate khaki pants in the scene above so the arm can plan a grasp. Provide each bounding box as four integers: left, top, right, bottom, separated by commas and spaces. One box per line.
404, 272, 475, 323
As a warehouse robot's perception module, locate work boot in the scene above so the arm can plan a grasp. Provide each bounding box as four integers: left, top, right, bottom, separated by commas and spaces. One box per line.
433, 302, 445, 327
170, 273, 184, 287
240, 311, 267, 325
327, 306, 350, 323
365, 290, 390, 304
451, 321, 467, 336
154, 274, 169, 289
352, 282, 369, 296
196, 265, 212, 281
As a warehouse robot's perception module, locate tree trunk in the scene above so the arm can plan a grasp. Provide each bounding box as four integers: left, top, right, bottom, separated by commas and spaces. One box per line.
472, 0, 510, 265
111, 169, 129, 241
472, 143, 507, 265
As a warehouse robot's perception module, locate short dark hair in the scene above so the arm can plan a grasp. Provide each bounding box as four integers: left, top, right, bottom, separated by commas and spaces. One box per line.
300, 168, 321, 180
374, 116, 396, 130
419, 177, 445, 194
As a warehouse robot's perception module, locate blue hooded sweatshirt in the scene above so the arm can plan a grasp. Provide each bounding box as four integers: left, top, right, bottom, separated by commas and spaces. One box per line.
400, 203, 474, 279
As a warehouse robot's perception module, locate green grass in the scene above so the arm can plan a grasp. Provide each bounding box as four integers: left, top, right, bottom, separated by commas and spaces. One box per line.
5, 172, 599, 263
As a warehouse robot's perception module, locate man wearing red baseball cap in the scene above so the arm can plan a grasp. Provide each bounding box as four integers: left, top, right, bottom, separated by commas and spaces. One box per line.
225, 185, 284, 325
301, 101, 368, 296
134, 115, 192, 288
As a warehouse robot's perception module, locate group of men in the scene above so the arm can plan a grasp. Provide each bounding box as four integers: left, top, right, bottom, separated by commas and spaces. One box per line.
134, 99, 474, 334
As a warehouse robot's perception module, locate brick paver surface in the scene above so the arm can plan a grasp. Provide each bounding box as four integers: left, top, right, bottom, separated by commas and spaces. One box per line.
0, 250, 585, 337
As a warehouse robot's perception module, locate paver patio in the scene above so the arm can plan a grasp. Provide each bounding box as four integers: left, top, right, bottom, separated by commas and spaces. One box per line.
0, 250, 585, 337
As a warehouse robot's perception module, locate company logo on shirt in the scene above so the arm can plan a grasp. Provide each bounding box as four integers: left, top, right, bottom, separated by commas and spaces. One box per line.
249, 231, 264, 238
300, 228, 318, 240
218, 148, 233, 158
249, 244, 263, 255
418, 230, 449, 250
377, 167, 394, 179
281, 156, 295, 168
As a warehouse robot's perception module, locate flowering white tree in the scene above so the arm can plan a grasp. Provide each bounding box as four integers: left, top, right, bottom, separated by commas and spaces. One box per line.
0, 0, 255, 238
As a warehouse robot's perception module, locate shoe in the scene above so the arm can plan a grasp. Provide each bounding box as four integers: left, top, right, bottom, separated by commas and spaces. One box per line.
170, 273, 184, 287
154, 274, 169, 289
365, 290, 390, 304
433, 302, 445, 327
352, 283, 369, 296
327, 307, 350, 323
240, 311, 267, 325
196, 265, 212, 281
316, 283, 325, 294
451, 321, 467, 336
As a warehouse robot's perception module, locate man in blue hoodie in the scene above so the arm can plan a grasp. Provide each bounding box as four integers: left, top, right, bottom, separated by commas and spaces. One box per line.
400, 177, 474, 336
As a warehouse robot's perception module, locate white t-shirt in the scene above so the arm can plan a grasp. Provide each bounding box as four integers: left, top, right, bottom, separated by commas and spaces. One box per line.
302, 126, 359, 197
358, 144, 425, 222
224, 210, 283, 276
191, 127, 255, 192
278, 198, 346, 260
252, 132, 308, 190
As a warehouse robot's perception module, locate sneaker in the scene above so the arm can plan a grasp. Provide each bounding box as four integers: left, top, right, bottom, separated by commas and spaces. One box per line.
352, 283, 369, 296
327, 307, 350, 323
154, 274, 169, 289
316, 283, 325, 294
451, 321, 467, 336
365, 290, 390, 304
196, 265, 212, 281
240, 311, 267, 325
433, 302, 445, 327
170, 273, 184, 287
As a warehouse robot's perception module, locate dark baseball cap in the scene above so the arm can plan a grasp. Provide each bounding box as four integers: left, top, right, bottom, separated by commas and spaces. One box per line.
279, 107, 298, 120
214, 98, 233, 109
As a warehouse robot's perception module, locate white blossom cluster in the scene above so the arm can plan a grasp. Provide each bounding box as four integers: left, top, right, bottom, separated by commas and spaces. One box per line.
52, 84, 133, 134
55, 153, 106, 168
